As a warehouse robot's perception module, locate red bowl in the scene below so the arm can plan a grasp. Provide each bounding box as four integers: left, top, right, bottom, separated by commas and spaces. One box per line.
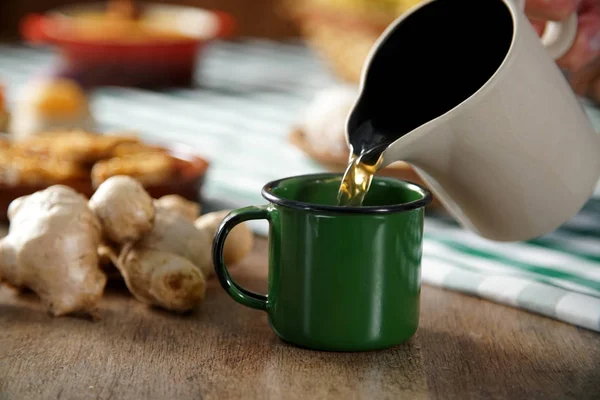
20, 2, 236, 88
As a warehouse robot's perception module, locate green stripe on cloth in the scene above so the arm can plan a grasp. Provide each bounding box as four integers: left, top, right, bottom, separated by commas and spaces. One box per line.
426, 234, 600, 295
424, 249, 597, 298
422, 258, 600, 332
425, 221, 600, 291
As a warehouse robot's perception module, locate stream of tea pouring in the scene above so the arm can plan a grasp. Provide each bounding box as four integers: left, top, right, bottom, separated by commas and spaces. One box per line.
336, 0, 600, 242
337, 142, 388, 206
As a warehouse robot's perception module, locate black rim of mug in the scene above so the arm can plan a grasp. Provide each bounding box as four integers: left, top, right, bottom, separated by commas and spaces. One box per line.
261, 173, 433, 214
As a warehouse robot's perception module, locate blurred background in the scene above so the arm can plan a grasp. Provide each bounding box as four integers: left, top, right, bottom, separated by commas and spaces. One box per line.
0, 0, 300, 40
0, 0, 424, 87
0, 0, 428, 217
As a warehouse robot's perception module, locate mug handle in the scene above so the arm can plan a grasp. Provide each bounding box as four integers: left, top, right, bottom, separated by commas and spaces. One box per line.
212, 206, 271, 311
516, 0, 578, 60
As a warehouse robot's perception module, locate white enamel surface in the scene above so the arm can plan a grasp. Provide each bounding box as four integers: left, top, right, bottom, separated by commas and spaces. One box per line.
358, 0, 600, 242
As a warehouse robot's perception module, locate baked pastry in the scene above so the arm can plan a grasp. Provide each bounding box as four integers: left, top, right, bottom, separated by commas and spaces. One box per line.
110, 141, 167, 157
9, 78, 97, 140
0, 147, 85, 186
91, 152, 176, 188
13, 130, 140, 164
1, 129, 180, 188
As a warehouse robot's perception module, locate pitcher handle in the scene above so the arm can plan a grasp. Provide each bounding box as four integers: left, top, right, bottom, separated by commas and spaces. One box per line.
516, 0, 578, 60
540, 13, 578, 60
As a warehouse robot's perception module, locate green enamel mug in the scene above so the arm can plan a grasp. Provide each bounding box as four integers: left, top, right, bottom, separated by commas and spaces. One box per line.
212, 173, 432, 352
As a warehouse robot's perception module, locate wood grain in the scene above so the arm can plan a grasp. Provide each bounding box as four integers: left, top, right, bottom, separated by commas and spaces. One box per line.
1, 231, 599, 399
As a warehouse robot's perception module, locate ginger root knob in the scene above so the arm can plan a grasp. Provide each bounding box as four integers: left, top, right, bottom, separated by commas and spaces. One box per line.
89, 175, 155, 244
117, 247, 206, 312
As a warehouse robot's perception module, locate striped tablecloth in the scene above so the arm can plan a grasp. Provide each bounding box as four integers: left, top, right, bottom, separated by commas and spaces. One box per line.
1, 39, 600, 332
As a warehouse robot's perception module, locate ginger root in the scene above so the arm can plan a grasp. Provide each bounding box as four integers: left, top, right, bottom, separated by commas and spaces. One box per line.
154, 195, 200, 222
117, 247, 206, 312
98, 189, 210, 311
136, 203, 213, 278
195, 210, 254, 266
0, 185, 106, 317
0, 176, 214, 315
89, 175, 155, 244
98, 241, 122, 280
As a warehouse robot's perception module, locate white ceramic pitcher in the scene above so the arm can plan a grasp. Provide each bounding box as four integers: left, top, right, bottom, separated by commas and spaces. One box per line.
346, 0, 600, 242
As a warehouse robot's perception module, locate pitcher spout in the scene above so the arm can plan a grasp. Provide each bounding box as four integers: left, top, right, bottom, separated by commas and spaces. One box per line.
378, 118, 452, 170
345, 90, 453, 171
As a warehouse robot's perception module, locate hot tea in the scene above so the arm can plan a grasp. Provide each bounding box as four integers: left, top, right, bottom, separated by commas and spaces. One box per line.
337, 140, 387, 206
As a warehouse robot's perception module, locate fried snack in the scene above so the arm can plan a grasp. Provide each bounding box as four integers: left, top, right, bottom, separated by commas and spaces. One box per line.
91, 152, 175, 188
110, 141, 166, 157
13, 130, 140, 164
0, 148, 86, 186
0, 137, 9, 149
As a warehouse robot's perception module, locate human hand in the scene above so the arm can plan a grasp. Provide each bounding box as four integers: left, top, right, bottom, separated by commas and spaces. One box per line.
525, 0, 600, 103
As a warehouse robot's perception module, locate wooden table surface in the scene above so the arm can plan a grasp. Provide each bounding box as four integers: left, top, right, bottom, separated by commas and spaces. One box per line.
1, 229, 600, 399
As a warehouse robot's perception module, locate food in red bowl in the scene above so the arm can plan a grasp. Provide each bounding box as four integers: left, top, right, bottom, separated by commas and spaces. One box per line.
20, 1, 236, 88
0, 130, 210, 221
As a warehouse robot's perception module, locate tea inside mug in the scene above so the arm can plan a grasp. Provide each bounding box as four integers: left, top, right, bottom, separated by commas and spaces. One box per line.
272, 175, 426, 208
